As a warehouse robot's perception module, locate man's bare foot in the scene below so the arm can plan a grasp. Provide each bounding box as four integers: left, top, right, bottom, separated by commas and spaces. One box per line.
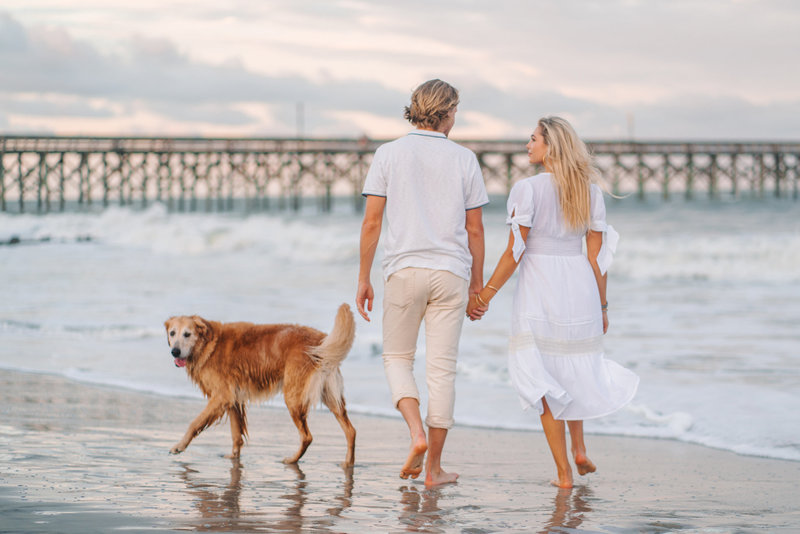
425, 468, 458, 488
574, 452, 596, 476
400, 434, 427, 479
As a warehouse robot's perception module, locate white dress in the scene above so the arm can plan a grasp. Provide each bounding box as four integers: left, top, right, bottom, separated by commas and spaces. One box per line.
506, 173, 639, 420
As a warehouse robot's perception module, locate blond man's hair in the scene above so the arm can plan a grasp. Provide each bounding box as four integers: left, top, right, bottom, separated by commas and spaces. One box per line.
538, 116, 598, 231
403, 79, 459, 130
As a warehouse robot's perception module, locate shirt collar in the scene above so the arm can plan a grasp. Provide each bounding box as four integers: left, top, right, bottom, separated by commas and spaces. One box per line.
408, 129, 447, 139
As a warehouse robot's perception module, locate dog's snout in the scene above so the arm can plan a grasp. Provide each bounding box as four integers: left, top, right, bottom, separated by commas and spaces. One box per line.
171, 347, 181, 358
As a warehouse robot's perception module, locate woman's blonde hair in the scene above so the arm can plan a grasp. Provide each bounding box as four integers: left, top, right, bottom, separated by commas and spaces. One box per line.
538, 116, 598, 231
403, 79, 459, 130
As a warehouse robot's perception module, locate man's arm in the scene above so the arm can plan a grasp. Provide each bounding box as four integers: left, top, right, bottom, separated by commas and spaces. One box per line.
356, 195, 386, 321
465, 207, 485, 296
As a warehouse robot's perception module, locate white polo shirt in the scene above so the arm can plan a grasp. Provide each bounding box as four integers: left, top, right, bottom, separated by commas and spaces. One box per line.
362, 129, 489, 281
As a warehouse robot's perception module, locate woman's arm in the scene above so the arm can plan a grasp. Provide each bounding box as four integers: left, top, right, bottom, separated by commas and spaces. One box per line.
586, 229, 608, 333
466, 224, 530, 319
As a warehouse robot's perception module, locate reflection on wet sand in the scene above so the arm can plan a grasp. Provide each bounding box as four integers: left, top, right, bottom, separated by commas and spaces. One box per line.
326, 465, 354, 518
273, 462, 307, 532
312, 465, 355, 531
398, 485, 444, 533
177, 459, 354, 532
178, 459, 246, 532
540, 484, 593, 533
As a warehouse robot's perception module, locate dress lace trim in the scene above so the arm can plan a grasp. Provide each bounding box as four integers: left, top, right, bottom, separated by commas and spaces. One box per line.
509, 332, 604, 357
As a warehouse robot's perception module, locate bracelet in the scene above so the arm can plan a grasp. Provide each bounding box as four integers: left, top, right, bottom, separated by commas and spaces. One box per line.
601, 302, 608, 311
486, 284, 500, 293
475, 292, 488, 307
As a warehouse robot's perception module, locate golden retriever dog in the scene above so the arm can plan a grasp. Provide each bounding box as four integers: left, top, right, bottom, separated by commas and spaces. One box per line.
164, 303, 356, 467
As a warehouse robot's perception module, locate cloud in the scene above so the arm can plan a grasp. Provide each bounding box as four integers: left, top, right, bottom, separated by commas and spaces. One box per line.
630, 95, 800, 140
0, 94, 116, 119
0, 10, 410, 134
0, 10, 414, 115
1, 5, 799, 140
0, 11, 27, 52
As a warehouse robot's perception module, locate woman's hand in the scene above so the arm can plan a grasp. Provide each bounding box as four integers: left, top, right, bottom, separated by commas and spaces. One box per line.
602, 310, 608, 333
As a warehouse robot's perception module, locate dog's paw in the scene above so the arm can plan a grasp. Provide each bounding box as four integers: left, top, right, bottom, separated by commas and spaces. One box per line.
169, 445, 185, 455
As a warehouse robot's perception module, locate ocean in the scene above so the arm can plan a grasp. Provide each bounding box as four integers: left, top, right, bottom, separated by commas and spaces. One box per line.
1, 195, 798, 462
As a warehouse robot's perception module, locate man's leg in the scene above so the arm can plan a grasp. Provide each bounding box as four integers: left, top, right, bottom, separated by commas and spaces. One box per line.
425, 427, 457, 487
397, 398, 427, 479
383, 268, 429, 478
423, 271, 468, 487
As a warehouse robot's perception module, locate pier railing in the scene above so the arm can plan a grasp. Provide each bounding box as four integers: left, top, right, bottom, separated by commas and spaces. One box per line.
1, 136, 798, 213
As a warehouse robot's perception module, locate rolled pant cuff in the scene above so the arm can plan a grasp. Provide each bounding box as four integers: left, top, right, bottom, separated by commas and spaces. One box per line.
425, 415, 454, 430
391, 393, 421, 410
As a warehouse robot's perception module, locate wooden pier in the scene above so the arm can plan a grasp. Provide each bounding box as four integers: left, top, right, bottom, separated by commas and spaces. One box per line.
1, 135, 798, 213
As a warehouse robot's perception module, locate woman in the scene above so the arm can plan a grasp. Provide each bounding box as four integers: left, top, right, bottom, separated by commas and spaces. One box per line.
467, 116, 638, 488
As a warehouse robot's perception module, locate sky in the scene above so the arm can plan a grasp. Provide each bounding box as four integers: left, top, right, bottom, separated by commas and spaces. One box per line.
1, 0, 798, 140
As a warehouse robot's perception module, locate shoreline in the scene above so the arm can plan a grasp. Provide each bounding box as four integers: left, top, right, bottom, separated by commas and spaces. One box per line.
2, 368, 799, 533
11, 366, 797, 464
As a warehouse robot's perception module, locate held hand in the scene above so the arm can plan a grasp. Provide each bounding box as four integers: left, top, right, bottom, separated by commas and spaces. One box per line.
356, 281, 374, 322
467, 279, 484, 321
469, 281, 483, 297
466, 293, 488, 321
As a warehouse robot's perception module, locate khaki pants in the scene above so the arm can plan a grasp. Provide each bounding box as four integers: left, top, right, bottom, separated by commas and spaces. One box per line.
382, 267, 469, 429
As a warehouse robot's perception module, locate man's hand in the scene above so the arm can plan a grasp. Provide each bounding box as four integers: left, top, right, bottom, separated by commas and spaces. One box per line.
466, 293, 488, 321
356, 281, 375, 321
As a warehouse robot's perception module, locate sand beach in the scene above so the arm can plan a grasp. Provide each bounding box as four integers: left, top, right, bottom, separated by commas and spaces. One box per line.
1, 369, 798, 533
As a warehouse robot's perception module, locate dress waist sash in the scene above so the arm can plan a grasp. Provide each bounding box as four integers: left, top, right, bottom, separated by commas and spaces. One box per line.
526, 236, 582, 256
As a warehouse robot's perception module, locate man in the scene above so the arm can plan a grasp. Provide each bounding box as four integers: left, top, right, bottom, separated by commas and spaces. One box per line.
356, 79, 488, 487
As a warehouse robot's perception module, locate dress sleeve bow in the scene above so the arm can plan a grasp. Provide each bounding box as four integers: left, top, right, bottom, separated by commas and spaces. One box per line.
506, 208, 528, 262
591, 221, 619, 275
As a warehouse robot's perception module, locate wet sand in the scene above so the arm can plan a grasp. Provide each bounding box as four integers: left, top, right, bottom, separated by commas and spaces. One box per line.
1, 369, 798, 533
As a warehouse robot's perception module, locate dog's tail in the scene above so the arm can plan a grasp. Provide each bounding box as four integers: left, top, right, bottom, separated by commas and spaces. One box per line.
305, 303, 356, 408
308, 303, 355, 371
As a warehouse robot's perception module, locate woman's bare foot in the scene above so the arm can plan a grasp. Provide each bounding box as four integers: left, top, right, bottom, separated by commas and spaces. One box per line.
425, 468, 458, 488
400, 434, 427, 479
549, 464, 574, 488
549, 475, 573, 489
574, 451, 596, 476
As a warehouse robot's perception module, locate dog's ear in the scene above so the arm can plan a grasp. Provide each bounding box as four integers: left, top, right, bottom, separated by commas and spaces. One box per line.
164, 318, 175, 344
165, 317, 178, 334
191, 316, 210, 339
